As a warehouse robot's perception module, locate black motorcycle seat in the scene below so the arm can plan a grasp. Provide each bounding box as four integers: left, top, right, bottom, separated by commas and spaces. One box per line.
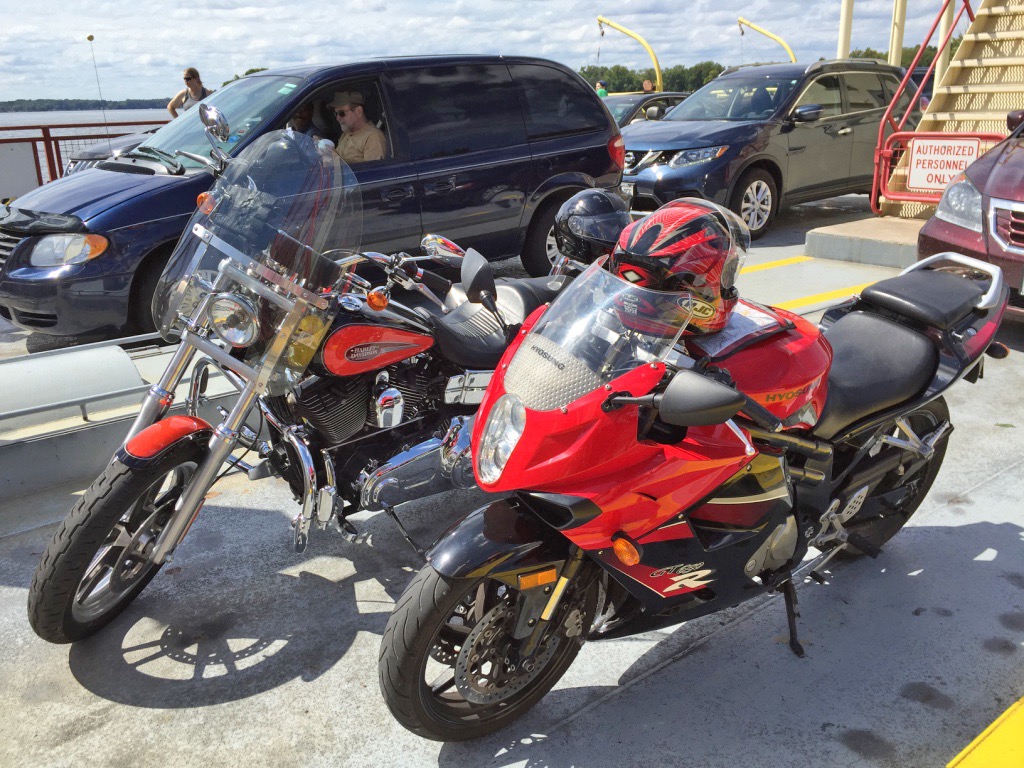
813, 311, 938, 440
860, 270, 983, 330
431, 277, 560, 369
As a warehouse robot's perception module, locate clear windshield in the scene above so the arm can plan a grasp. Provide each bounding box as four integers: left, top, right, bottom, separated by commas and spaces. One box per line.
665, 76, 799, 121
503, 259, 694, 411
603, 95, 644, 123
154, 129, 362, 395
133, 75, 305, 170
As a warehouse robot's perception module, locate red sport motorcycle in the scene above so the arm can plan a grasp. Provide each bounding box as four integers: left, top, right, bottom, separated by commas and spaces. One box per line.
379, 244, 1009, 740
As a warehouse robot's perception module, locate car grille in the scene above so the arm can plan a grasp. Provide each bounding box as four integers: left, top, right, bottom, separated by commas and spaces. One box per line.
0, 230, 24, 270
990, 198, 1024, 255
623, 150, 667, 175
64, 159, 101, 176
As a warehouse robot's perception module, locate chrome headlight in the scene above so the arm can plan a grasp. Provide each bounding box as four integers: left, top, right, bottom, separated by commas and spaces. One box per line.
934, 172, 983, 233
28, 234, 109, 267
208, 293, 260, 348
476, 393, 527, 484
668, 145, 728, 168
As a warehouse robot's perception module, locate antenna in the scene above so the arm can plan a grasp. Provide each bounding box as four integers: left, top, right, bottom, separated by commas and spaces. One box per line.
86, 35, 112, 153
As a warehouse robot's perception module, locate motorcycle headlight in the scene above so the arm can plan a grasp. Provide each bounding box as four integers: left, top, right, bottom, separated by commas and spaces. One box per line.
668, 145, 728, 168
934, 172, 983, 233
476, 393, 527, 484
28, 234, 109, 267
208, 293, 260, 348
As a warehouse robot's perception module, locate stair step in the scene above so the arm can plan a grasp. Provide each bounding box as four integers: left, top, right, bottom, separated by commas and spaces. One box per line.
964, 30, 1024, 42
975, 5, 1024, 17
950, 56, 1024, 68
923, 111, 1015, 122
936, 83, 1024, 94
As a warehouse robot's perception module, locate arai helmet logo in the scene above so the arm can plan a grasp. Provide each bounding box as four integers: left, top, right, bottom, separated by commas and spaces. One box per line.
345, 341, 417, 362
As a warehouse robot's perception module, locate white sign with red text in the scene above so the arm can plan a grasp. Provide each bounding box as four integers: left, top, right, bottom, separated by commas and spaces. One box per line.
907, 138, 982, 192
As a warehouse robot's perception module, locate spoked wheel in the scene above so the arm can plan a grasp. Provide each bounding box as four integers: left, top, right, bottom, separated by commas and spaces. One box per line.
379, 563, 598, 741
837, 397, 950, 557
28, 448, 202, 644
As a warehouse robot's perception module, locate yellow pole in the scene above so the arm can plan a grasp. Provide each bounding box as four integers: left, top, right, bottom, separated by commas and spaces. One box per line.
888, 0, 908, 66
837, 0, 855, 58
597, 15, 663, 91
737, 17, 797, 62
935, 0, 956, 91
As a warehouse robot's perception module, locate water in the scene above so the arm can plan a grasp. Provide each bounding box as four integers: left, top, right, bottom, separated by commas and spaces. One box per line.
0, 109, 168, 130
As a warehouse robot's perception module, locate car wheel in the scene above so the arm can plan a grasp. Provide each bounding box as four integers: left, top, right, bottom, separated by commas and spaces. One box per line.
520, 197, 568, 278
129, 251, 170, 335
730, 169, 778, 240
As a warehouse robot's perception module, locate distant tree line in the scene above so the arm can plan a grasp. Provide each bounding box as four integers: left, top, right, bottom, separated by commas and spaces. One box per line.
849, 35, 963, 68
578, 62, 726, 93
222, 67, 268, 87
0, 98, 168, 113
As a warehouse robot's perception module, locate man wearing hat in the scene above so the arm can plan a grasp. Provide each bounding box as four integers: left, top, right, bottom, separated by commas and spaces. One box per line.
331, 91, 387, 164
595, 81, 608, 98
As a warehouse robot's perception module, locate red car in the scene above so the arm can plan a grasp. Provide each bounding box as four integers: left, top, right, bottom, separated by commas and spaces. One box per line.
918, 109, 1024, 317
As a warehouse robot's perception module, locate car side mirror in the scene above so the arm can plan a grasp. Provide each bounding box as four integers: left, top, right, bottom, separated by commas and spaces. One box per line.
461, 248, 496, 304
644, 105, 663, 121
421, 234, 465, 267
1008, 110, 1024, 133
656, 370, 746, 427
791, 104, 824, 123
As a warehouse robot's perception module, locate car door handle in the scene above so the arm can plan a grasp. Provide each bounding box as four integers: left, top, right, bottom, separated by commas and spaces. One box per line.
837, 127, 852, 136
425, 178, 456, 195
382, 185, 415, 202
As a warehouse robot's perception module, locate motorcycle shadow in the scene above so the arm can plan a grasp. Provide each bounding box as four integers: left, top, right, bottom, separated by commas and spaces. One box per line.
66, 485, 478, 709
436, 519, 1024, 767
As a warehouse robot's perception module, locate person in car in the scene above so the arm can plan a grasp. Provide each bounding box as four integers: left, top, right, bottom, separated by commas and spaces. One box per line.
331, 92, 387, 163
287, 102, 319, 137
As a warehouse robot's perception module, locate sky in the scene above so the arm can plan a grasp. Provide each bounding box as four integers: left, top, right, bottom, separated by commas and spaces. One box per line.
0, 0, 960, 102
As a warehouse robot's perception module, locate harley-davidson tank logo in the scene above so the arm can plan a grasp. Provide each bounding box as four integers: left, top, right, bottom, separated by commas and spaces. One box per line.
345, 341, 417, 362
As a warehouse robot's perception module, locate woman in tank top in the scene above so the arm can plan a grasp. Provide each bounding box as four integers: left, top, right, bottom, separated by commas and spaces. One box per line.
167, 67, 213, 118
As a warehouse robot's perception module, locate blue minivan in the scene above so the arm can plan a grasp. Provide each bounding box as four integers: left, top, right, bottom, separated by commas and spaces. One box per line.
0, 56, 624, 336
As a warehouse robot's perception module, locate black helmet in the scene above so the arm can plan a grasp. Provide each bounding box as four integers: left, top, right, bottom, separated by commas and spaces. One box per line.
554, 189, 632, 263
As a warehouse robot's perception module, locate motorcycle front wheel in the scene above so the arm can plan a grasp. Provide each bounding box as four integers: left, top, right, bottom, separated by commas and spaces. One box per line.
379, 563, 598, 741
28, 447, 202, 644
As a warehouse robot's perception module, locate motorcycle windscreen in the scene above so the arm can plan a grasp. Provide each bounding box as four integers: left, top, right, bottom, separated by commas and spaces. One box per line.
503, 258, 695, 411
152, 130, 363, 394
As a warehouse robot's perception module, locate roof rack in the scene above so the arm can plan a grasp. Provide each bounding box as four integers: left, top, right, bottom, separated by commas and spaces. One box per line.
718, 61, 792, 77
805, 58, 890, 74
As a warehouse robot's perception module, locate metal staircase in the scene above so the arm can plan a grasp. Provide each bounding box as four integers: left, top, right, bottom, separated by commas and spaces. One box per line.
874, 0, 1023, 217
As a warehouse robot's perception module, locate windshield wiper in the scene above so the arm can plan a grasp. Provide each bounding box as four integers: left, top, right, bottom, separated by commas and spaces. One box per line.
128, 146, 185, 174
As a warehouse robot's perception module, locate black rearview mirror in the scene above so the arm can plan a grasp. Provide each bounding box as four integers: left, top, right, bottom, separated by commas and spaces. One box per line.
656, 370, 746, 427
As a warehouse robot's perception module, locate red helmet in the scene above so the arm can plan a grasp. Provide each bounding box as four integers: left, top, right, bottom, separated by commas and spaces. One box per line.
608, 198, 749, 334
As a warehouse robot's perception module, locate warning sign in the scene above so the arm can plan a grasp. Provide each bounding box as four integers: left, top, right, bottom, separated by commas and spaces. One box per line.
907, 138, 982, 192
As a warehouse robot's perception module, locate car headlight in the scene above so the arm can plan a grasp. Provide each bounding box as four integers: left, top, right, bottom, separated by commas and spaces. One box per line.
934, 172, 983, 233
668, 146, 728, 168
28, 234, 109, 267
208, 293, 260, 348
476, 393, 527, 484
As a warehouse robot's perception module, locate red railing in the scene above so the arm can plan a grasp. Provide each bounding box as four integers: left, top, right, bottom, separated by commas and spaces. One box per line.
0, 119, 168, 187
871, 0, 1004, 213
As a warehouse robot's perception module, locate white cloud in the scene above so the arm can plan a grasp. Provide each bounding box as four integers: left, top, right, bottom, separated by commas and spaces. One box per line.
0, 0, 967, 101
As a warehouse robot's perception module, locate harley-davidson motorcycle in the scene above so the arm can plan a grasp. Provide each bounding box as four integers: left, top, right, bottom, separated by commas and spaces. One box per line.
378, 251, 1010, 740
27, 108, 568, 644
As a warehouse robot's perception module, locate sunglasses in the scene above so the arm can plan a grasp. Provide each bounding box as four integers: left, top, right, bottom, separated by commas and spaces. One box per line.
184, 75, 195, 81
334, 107, 354, 117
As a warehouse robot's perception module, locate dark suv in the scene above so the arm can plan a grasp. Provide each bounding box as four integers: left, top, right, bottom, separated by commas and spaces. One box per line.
0, 55, 622, 336
619, 60, 908, 238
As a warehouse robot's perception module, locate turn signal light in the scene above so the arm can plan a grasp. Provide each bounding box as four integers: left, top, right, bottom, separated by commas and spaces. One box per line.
612, 533, 642, 566
518, 567, 558, 591
367, 287, 389, 311
197, 192, 216, 215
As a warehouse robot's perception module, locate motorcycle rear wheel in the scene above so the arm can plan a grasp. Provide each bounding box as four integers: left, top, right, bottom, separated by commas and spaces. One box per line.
379, 564, 597, 741
28, 448, 201, 644
836, 397, 950, 557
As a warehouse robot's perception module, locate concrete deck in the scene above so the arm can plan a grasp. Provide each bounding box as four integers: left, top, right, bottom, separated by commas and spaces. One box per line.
2, 195, 1022, 766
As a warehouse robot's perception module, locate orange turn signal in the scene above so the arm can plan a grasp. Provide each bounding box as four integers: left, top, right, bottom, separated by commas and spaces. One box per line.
518, 567, 558, 591
197, 192, 215, 215
612, 534, 642, 566
367, 287, 389, 311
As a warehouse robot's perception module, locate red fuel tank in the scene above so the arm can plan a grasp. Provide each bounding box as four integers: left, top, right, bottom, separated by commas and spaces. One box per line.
321, 324, 434, 376
687, 301, 832, 430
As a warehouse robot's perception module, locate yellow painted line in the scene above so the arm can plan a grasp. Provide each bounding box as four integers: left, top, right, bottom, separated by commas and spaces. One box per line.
948, 695, 1024, 767
775, 283, 872, 311
740, 255, 813, 274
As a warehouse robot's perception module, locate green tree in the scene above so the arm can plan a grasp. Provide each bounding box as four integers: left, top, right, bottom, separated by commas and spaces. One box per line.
222, 67, 268, 86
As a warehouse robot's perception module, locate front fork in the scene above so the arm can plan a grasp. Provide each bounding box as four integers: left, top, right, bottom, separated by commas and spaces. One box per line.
515, 547, 589, 657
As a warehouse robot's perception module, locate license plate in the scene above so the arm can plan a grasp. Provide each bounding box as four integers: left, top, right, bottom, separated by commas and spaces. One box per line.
621, 182, 635, 197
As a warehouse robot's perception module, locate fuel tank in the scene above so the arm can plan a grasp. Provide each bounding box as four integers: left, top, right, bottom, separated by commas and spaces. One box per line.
319, 320, 434, 377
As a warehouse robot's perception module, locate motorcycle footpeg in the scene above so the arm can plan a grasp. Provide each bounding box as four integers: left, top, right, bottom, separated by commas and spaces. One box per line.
845, 533, 881, 559
247, 458, 276, 481
332, 516, 359, 543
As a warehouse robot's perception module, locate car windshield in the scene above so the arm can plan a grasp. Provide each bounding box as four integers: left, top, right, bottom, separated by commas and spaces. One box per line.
134, 75, 305, 170
603, 94, 645, 123
665, 76, 799, 121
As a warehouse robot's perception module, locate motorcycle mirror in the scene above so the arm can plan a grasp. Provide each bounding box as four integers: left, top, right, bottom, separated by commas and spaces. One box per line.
461, 248, 496, 305
199, 104, 231, 144
656, 370, 746, 427
421, 234, 465, 267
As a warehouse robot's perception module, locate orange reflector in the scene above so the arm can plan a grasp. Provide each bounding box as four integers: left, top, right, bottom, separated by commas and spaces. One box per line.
367, 287, 389, 311
612, 535, 641, 566
518, 567, 558, 591
82, 234, 109, 260
197, 192, 215, 215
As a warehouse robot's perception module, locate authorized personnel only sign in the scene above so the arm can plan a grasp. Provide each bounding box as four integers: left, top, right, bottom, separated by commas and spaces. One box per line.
907, 137, 982, 192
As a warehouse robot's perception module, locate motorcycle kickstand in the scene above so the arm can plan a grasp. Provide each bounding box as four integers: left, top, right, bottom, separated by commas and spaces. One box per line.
382, 503, 427, 561
778, 579, 806, 658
